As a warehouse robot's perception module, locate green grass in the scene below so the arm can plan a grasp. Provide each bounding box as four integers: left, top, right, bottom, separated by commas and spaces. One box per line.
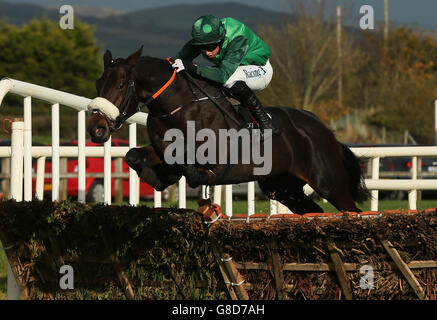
0, 247, 6, 300
1, 199, 436, 299
137, 199, 437, 214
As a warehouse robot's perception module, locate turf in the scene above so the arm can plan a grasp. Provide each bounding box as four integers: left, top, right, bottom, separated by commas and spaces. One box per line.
0, 248, 6, 300
139, 199, 437, 214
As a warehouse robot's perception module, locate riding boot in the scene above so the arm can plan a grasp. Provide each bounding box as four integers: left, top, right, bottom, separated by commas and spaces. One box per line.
227, 81, 279, 138
247, 102, 278, 137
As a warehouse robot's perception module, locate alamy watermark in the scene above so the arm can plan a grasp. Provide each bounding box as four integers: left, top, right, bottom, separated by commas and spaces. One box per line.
59, 5, 74, 30
359, 265, 374, 290
359, 5, 374, 30
163, 121, 272, 176
59, 265, 74, 290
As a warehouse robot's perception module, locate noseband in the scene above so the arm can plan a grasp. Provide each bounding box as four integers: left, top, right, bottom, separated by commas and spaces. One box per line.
108, 69, 139, 132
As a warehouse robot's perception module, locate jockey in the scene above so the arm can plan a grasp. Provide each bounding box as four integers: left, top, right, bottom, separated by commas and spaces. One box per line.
172, 14, 279, 136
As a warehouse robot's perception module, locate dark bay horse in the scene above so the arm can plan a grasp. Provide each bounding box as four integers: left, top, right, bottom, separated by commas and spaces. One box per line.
87, 47, 370, 213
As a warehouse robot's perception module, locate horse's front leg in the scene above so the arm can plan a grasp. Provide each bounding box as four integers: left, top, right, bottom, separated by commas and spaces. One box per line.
125, 146, 182, 191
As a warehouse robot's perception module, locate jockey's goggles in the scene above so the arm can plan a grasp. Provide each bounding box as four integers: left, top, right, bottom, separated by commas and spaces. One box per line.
201, 43, 220, 52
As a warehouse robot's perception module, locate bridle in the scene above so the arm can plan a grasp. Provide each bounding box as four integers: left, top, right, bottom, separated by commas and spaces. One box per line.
98, 57, 177, 133
95, 56, 240, 134
108, 69, 139, 132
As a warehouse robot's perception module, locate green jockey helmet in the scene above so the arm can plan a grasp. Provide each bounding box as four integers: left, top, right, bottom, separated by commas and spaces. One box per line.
191, 15, 225, 46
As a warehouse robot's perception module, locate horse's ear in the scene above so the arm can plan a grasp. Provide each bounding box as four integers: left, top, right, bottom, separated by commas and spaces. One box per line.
103, 50, 113, 69
126, 45, 143, 67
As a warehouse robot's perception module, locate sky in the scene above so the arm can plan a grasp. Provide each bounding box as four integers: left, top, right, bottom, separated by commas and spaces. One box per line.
3, 0, 437, 30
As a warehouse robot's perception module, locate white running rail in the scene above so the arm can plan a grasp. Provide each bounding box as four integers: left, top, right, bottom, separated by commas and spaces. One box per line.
1, 77, 437, 298
0, 77, 263, 214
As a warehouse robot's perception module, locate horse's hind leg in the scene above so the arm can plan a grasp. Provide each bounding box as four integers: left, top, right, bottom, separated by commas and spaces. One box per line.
311, 180, 361, 212
258, 175, 323, 214
325, 191, 361, 212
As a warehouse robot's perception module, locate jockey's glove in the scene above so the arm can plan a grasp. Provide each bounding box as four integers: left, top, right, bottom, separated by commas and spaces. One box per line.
172, 59, 197, 74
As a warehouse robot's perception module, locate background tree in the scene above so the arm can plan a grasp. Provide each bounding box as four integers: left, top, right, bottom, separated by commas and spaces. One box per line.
0, 18, 104, 143
257, 0, 364, 125
0, 18, 102, 97
359, 27, 437, 144
257, 0, 437, 144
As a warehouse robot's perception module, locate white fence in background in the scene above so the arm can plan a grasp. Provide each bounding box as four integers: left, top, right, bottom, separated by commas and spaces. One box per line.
0, 77, 291, 215
1, 77, 437, 299
352, 146, 437, 211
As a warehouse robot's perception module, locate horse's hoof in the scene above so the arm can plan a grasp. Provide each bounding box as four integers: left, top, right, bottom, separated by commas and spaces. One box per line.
125, 148, 144, 171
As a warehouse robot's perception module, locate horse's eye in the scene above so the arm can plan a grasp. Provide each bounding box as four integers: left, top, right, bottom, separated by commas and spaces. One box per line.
118, 82, 124, 89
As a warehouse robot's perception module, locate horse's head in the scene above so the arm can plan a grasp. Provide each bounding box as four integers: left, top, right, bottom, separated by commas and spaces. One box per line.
88, 46, 143, 143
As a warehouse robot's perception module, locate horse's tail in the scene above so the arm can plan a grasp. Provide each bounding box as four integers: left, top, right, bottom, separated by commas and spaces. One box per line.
339, 143, 371, 203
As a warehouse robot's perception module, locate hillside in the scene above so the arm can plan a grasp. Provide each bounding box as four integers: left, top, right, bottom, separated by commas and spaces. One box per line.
0, 0, 291, 13
46, 5, 127, 18
0, 1, 292, 58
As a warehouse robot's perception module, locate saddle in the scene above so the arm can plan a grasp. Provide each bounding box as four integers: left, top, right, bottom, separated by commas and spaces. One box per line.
183, 72, 282, 136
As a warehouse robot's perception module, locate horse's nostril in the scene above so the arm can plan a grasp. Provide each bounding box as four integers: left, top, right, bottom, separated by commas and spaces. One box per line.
95, 127, 106, 137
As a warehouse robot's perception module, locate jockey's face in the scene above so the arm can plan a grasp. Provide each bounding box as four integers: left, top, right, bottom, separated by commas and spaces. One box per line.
204, 45, 220, 58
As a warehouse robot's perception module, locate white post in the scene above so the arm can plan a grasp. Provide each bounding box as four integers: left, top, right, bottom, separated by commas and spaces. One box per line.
248, 181, 255, 215
104, 137, 112, 205
23, 97, 32, 201
178, 177, 186, 208
408, 156, 417, 209
213, 185, 222, 206
8, 120, 23, 300
77, 110, 86, 202
154, 190, 162, 207
435, 100, 437, 145
201, 185, 210, 199
270, 200, 278, 215
10, 121, 24, 202
225, 185, 233, 216
128, 123, 139, 206
51, 103, 60, 201
35, 156, 46, 200
371, 157, 380, 211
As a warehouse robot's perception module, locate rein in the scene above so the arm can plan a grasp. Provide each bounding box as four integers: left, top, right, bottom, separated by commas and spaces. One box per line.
110, 57, 177, 132
109, 57, 242, 130
143, 57, 177, 106
149, 58, 242, 127
183, 72, 243, 127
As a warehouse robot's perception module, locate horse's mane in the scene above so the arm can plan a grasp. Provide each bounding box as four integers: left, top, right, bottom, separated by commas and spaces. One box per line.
137, 56, 174, 73
139, 56, 163, 63
139, 56, 171, 66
